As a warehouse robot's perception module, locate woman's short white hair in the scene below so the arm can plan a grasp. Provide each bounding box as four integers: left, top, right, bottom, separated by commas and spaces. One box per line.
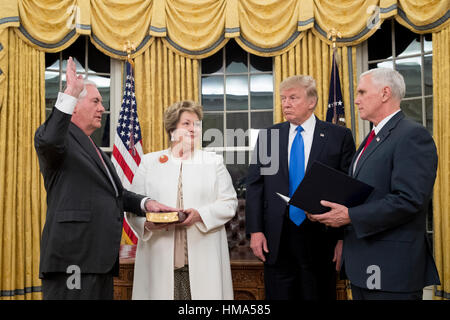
360, 68, 406, 101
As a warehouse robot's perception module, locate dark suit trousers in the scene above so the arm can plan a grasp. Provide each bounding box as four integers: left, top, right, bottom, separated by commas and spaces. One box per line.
42, 272, 114, 300
41, 258, 119, 300
351, 284, 423, 300
264, 216, 336, 300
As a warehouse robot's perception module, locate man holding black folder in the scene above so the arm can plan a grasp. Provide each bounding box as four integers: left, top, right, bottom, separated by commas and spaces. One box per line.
245, 75, 355, 300
309, 68, 440, 300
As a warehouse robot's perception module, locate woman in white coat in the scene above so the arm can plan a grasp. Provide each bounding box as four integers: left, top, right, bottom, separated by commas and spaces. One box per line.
126, 100, 238, 300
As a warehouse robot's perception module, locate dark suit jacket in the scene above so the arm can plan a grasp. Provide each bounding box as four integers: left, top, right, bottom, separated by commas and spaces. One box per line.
245, 118, 356, 265
35, 108, 145, 277
344, 111, 440, 292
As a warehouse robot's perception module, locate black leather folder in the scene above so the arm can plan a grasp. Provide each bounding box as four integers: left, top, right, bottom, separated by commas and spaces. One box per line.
289, 160, 374, 214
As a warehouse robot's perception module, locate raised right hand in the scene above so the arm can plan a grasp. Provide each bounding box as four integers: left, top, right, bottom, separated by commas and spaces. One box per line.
64, 56, 84, 98
250, 232, 269, 262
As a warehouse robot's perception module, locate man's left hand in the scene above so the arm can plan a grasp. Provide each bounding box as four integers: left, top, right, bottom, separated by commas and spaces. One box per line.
307, 200, 351, 227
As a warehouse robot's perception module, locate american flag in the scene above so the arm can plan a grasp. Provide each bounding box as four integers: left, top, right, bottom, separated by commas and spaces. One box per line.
326, 50, 346, 126
111, 61, 143, 245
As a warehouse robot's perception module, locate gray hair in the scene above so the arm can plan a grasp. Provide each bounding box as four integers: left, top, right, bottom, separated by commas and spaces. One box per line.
78, 79, 97, 99
360, 68, 406, 101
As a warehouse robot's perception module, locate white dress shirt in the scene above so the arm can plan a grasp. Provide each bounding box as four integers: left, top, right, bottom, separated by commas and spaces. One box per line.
353, 109, 401, 173
55, 92, 78, 114
54, 92, 150, 211
288, 114, 316, 171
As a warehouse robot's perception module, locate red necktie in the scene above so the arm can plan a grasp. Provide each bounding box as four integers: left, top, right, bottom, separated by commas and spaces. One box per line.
88, 136, 106, 165
360, 130, 375, 156
353, 130, 375, 174
88, 136, 119, 196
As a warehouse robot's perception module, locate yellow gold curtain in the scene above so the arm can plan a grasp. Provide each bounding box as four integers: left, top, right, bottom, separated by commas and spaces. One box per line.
1, 1, 447, 58
432, 25, 450, 300
0, 29, 5, 110
274, 31, 359, 145
311, 0, 387, 45
396, 0, 450, 34
134, 38, 199, 153
90, 0, 154, 60
161, 0, 228, 59
0, 28, 46, 300
14, 0, 83, 52
233, 0, 304, 57
0, 0, 448, 301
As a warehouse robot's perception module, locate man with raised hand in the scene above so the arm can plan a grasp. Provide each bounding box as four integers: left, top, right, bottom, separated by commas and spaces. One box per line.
35, 57, 176, 300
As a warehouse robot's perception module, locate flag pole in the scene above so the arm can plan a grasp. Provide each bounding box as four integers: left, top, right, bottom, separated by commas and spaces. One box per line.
125, 41, 137, 156
328, 29, 341, 124
114, 41, 141, 245
326, 29, 345, 126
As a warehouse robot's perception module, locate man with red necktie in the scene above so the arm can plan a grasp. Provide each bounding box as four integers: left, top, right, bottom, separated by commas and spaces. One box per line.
309, 68, 440, 300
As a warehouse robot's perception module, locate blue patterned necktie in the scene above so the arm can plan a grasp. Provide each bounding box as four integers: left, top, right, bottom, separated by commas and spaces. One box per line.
289, 126, 306, 226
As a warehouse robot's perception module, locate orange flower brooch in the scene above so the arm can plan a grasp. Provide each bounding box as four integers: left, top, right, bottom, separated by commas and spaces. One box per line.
159, 155, 168, 163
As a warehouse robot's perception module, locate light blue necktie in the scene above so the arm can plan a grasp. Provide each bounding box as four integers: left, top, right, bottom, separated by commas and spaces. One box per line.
289, 126, 306, 226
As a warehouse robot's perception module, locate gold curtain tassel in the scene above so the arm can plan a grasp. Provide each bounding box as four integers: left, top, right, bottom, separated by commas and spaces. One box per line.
327, 28, 342, 50
124, 41, 136, 68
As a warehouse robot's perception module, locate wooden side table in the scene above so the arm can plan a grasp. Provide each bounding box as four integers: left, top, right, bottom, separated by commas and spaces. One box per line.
113, 245, 135, 300
229, 246, 265, 300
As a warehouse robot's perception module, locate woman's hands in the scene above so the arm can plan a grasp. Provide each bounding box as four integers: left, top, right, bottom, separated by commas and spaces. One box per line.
143, 208, 203, 232
177, 208, 203, 227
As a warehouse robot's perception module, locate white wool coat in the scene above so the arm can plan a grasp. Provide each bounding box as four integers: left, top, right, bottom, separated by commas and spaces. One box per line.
126, 149, 237, 300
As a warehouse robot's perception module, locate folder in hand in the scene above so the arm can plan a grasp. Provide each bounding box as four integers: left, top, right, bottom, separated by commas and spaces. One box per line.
277, 161, 374, 214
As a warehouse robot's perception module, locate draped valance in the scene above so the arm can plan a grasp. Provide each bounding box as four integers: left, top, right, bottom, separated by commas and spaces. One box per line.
0, 0, 448, 59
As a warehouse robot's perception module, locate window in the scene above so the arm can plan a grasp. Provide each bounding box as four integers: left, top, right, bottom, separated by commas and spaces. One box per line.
367, 19, 433, 132
200, 40, 274, 196
45, 36, 122, 152
366, 19, 434, 248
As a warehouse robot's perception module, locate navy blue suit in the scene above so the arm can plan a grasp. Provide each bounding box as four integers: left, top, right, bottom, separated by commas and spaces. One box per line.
246, 118, 355, 299
35, 109, 145, 282
343, 111, 440, 294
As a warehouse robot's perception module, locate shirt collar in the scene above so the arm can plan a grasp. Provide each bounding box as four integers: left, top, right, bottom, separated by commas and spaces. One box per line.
373, 109, 401, 135
290, 114, 316, 134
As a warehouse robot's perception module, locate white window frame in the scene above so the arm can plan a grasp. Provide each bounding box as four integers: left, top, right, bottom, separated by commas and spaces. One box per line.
199, 43, 275, 160
359, 19, 433, 132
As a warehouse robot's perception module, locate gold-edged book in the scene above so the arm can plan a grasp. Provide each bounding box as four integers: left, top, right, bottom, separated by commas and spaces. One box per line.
146, 211, 186, 223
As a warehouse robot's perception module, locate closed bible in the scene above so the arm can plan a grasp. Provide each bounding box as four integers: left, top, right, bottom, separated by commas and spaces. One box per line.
146, 211, 187, 223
